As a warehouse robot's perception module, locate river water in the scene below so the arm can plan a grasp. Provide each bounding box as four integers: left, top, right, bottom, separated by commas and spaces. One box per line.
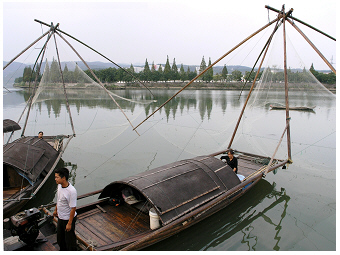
3, 88, 336, 251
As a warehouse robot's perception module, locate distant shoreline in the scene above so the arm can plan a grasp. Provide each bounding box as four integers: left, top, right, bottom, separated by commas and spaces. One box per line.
13, 81, 336, 93
105, 81, 336, 93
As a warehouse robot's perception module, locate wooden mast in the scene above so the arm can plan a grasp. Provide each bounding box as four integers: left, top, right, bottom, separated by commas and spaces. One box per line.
287, 19, 336, 74
282, 5, 292, 161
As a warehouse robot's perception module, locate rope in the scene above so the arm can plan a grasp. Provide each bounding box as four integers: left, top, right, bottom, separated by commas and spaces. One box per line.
120, 200, 149, 240
176, 120, 203, 161
83, 114, 164, 178
292, 131, 336, 156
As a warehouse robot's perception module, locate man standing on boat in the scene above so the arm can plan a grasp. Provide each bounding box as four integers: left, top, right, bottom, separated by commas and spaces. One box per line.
53, 167, 77, 251
220, 149, 238, 174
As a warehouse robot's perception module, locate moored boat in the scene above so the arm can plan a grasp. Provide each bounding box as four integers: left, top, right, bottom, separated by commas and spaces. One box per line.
39, 151, 286, 251
3, 133, 70, 218
270, 104, 316, 111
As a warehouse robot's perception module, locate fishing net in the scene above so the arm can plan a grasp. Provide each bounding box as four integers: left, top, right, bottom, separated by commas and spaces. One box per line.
5, 32, 154, 148
232, 22, 336, 165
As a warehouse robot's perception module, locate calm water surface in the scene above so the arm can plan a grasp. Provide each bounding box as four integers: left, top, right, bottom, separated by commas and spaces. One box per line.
3, 88, 336, 251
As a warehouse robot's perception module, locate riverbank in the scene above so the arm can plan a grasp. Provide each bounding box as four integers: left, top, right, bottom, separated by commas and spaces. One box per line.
13, 81, 336, 93
105, 81, 336, 93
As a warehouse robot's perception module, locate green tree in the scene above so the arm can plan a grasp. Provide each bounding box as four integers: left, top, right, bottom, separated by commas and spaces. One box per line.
163, 55, 171, 81
50, 57, 61, 83
171, 58, 179, 81
158, 64, 164, 81
231, 70, 242, 81
23, 66, 32, 82
143, 58, 151, 81
206, 57, 213, 82
150, 61, 159, 81
43, 60, 50, 82
180, 64, 186, 81
221, 64, 228, 81
187, 66, 197, 80
199, 56, 207, 76
63, 64, 71, 83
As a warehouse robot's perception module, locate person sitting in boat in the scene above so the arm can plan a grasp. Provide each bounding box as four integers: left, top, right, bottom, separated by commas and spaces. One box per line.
38, 131, 43, 139
220, 149, 238, 174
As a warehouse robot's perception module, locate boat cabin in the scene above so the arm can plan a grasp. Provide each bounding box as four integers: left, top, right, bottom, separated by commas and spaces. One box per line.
3, 136, 64, 217
99, 156, 241, 225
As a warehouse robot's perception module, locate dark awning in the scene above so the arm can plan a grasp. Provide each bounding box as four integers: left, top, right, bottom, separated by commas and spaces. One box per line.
3, 136, 58, 183
3, 119, 21, 133
99, 156, 241, 225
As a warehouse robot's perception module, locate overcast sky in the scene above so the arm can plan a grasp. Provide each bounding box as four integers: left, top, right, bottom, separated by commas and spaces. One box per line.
1, 0, 337, 70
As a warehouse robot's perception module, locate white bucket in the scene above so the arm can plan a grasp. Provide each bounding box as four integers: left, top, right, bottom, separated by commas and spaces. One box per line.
149, 208, 160, 230
237, 174, 245, 181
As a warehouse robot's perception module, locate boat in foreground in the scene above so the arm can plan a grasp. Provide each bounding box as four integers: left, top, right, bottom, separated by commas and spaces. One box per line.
4, 150, 286, 251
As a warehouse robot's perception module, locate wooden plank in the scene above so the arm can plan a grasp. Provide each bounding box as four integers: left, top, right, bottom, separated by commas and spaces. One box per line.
103, 205, 150, 233
76, 221, 109, 247
81, 214, 124, 242
77, 208, 101, 220
96, 231, 153, 251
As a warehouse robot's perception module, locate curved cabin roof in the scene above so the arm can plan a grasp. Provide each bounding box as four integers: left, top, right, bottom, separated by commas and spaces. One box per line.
3, 119, 21, 133
99, 156, 241, 225
3, 136, 58, 184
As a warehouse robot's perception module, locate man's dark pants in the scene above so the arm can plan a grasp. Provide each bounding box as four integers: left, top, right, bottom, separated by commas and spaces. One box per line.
56, 216, 77, 251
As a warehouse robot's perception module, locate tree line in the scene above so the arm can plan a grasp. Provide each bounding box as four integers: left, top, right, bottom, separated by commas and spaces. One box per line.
15, 56, 335, 85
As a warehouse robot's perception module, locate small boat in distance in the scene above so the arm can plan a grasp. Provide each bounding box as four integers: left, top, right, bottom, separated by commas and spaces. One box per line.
270, 104, 316, 111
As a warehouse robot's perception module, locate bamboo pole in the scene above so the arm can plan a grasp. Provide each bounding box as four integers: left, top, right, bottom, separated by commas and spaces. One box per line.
265, 5, 336, 41
133, 17, 281, 131
55, 31, 140, 136
282, 7, 292, 161
3, 30, 50, 70
263, 123, 290, 176
287, 18, 336, 74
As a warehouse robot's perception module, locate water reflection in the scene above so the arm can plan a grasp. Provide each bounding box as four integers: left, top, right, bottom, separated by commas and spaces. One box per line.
145, 179, 290, 251
7, 89, 335, 124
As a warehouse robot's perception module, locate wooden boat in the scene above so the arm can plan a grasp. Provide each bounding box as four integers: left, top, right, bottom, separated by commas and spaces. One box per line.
3, 4, 335, 251
270, 104, 316, 111
38, 151, 286, 251
3, 119, 71, 218
3, 134, 69, 217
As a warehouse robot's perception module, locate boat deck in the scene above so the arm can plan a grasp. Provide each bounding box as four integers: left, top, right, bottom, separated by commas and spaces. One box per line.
237, 154, 276, 179
75, 203, 151, 250
3, 187, 23, 200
